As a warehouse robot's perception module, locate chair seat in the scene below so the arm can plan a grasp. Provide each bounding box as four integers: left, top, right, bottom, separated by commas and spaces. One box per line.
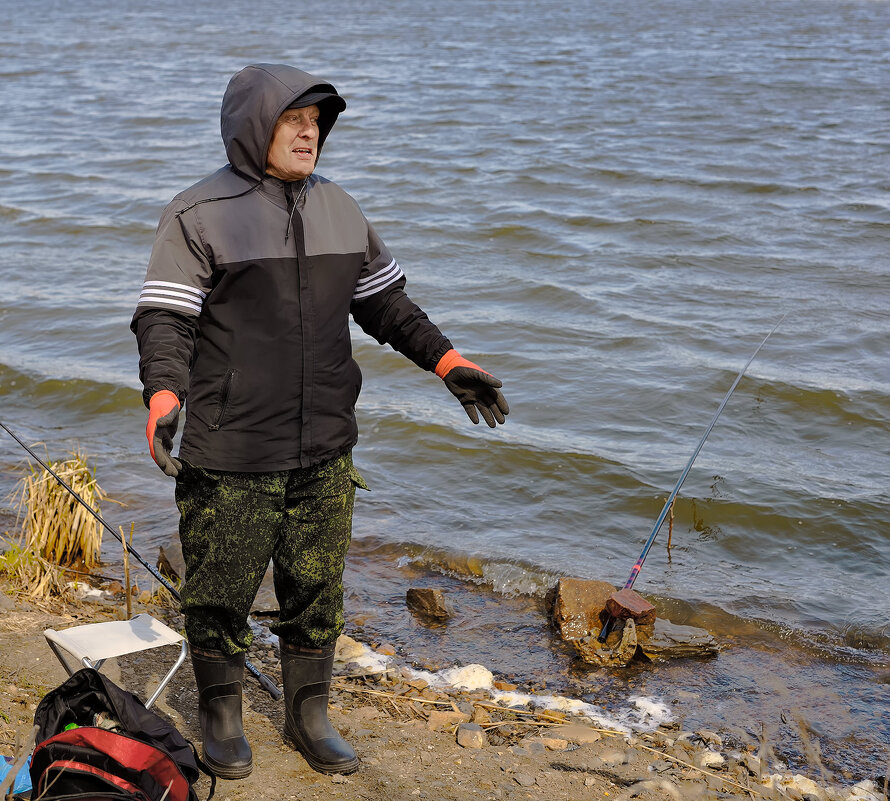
44, 614, 188, 709
45, 614, 184, 662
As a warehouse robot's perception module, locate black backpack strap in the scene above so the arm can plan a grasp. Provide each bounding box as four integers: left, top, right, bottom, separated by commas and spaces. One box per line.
187, 740, 217, 801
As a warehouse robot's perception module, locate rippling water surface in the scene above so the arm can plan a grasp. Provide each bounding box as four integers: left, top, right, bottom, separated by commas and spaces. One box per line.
1, 0, 888, 778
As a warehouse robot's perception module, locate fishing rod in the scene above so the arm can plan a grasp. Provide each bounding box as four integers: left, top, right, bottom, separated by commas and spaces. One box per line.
0, 420, 282, 700
597, 314, 787, 643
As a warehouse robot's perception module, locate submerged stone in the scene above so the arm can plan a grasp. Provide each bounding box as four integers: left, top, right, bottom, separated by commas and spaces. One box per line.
637, 618, 719, 660
406, 587, 453, 621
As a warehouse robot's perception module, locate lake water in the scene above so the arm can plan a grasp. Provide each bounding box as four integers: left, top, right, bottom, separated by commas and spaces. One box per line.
1, 0, 887, 780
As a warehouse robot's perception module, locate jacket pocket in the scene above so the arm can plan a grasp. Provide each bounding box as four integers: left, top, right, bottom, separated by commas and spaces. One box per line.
208, 369, 238, 431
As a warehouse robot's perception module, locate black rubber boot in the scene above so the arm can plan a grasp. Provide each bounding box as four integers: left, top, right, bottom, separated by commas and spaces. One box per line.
191, 648, 253, 779
281, 642, 359, 774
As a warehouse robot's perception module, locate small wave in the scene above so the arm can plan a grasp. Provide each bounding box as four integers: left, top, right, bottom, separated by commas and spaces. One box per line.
0, 361, 142, 414
15, 213, 155, 238
352, 536, 890, 666
0, 204, 26, 220
387, 541, 563, 597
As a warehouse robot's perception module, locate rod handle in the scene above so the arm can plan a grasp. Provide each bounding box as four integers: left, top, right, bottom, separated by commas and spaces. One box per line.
596, 616, 613, 643
246, 660, 282, 700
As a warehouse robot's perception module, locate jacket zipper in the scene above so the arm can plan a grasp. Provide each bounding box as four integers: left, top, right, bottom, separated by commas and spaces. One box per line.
284, 181, 309, 464
283, 179, 307, 244
209, 369, 236, 430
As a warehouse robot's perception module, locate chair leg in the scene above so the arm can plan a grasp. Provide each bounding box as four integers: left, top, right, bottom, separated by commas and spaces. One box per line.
146, 640, 189, 709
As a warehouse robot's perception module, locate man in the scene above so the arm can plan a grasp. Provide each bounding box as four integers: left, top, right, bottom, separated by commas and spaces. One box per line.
131, 64, 508, 779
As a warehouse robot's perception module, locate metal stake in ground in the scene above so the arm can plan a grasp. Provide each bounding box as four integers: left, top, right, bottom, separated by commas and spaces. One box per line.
0, 421, 282, 700
597, 314, 787, 643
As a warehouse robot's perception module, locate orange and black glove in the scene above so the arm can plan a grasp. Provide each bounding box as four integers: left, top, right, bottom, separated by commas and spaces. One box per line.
146, 390, 182, 477
435, 349, 509, 428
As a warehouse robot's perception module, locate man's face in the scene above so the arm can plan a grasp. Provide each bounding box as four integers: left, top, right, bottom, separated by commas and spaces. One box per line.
266, 104, 320, 181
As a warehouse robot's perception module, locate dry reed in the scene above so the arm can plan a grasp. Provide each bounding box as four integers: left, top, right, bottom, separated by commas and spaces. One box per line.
1, 450, 119, 601
15, 450, 107, 568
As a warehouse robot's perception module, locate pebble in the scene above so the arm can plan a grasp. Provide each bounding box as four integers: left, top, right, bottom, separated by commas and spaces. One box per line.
351, 705, 382, 721
454, 700, 473, 716
697, 750, 725, 770
551, 724, 601, 744
513, 773, 536, 787
522, 736, 568, 751
456, 723, 488, 749
601, 749, 629, 766
425, 709, 469, 731
539, 735, 569, 751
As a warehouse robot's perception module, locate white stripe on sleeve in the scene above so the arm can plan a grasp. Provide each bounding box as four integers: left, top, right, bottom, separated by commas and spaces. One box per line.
352, 259, 404, 301
143, 280, 207, 299
137, 280, 206, 314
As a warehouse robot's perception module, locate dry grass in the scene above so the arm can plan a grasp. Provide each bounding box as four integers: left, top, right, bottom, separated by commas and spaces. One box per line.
0, 540, 71, 601
1, 450, 120, 601
15, 450, 107, 568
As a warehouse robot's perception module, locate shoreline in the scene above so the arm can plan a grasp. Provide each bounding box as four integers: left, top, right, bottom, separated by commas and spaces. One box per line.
1, 576, 885, 801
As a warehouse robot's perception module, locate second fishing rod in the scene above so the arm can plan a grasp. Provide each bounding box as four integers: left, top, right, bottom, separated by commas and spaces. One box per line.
597, 314, 786, 643
0, 420, 282, 700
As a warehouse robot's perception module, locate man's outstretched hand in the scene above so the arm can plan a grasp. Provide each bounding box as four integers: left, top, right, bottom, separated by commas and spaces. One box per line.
147, 390, 182, 477
435, 349, 509, 428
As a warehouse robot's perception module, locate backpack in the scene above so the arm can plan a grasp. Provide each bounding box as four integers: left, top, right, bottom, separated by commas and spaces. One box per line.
30, 668, 215, 801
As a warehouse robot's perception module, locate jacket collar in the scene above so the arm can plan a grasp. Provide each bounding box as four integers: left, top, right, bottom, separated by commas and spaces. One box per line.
257, 174, 310, 209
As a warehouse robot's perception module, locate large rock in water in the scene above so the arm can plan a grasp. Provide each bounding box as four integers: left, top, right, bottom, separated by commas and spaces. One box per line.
549, 577, 718, 665
548, 577, 616, 640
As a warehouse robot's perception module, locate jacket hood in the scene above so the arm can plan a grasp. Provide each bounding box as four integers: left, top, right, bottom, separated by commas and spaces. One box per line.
220, 64, 345, 182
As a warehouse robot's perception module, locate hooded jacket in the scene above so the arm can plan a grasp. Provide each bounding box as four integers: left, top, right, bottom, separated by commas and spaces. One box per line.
132, 64, 452, 472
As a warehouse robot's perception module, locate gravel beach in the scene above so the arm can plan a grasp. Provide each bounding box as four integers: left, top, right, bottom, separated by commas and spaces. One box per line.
0, 580, 884, 801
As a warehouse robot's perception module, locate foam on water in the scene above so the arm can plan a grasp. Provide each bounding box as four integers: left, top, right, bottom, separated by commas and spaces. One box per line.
339, 642, 673, 734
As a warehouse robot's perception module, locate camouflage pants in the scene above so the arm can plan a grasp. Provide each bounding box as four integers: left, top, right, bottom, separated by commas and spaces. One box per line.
174, 452, 367, 654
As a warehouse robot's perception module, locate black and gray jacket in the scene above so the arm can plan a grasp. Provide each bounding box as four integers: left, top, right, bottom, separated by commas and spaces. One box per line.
132, 64, 451, 472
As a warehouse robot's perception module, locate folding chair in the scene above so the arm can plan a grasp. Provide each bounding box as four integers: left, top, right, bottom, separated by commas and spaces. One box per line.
44, 613, 188, 709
